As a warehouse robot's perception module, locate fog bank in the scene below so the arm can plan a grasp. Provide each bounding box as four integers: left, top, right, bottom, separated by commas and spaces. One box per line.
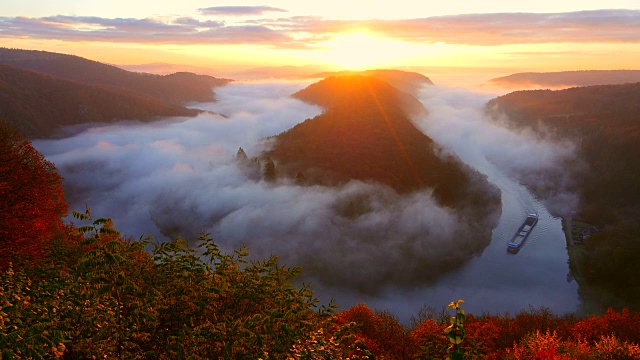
34, 81, 497, 295
412, 86, 580, 216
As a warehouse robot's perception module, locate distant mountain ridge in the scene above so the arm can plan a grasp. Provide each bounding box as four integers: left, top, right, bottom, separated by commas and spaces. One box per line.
122, 63, 335, 81
0, 48, 231, 104
489, 70, 640, 89
0, 64, 199, 138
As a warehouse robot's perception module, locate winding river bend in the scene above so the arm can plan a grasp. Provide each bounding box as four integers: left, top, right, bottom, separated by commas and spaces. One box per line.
34, 82, 581, 323
334, 86, 580, 322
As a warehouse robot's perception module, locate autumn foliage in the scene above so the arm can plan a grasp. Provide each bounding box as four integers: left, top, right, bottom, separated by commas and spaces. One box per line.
334, 303, 412, 359
0, 121, 67, 269
334, 304, 640, 359
1, 210, 347, 358
2, 125, 640, 358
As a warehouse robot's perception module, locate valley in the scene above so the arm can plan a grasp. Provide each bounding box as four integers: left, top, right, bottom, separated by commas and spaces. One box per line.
2, 47, 638, 315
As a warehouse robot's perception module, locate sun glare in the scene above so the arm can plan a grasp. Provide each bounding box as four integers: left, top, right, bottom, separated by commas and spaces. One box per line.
317, 32, 419, 70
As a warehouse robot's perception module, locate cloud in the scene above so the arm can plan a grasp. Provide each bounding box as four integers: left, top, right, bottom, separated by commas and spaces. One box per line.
199, 6, 287, 16
262, 9, 640, 45
2, 9, 640, 47
34, 81, 499, 295
0, 15, 294, 46
502, 51, 591, 57
411, 85, 581, 216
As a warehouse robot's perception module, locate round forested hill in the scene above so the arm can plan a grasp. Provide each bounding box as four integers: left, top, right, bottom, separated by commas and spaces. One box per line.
265, 75, 498, 209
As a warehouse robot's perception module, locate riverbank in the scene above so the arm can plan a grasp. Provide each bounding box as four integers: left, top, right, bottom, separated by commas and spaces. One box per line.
562, 217, 601, 314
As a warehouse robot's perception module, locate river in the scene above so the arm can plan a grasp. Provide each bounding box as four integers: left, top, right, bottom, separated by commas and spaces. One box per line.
322, 85, 581, 322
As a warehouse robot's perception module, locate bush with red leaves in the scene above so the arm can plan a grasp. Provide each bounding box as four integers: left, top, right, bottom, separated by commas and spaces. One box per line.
0, 121, 67, 269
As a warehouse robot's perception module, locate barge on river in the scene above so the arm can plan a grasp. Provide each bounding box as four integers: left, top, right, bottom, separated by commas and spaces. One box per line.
507, 213, 538, 253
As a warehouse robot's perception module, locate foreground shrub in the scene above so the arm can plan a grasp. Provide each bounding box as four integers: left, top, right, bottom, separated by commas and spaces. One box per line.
504, 330, 640, 360
334, 303, 411, 359
0, 209, 342, 358
0, 121, 67, 270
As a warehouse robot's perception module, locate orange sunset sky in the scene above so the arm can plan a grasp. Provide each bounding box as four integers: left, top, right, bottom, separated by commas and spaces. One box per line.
2, 1, 640, 77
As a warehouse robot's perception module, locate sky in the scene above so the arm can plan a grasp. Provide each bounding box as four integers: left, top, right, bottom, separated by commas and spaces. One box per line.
2, 1, 640, 77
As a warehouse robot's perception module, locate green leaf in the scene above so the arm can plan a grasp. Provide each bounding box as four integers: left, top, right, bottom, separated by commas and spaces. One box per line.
77, 226, 95, 234
72, 210, 89, 220
93, 218, 111, 225
0, 330, 23, 346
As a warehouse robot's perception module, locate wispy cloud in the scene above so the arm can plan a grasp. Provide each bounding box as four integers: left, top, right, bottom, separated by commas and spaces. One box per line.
0, 15, 294, 46
199, 6, 287, 16
260, 9, 640, 45
1, 9, 639, 47
502, 51, 592, 57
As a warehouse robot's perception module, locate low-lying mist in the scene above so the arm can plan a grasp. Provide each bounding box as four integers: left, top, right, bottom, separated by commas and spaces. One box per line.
412, 85, 581, 216
34, 81, 502, 295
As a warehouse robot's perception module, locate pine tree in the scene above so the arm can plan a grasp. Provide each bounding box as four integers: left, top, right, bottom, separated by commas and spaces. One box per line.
263, 158, 276, 182
236, 147, 248, 161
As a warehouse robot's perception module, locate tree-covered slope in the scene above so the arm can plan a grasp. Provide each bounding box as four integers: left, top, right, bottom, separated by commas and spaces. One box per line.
487, 83, 640, 310
487, 83, 640, 223
0, 64, 200, 138
266, 75, 498, 210
0, 48, 230, 104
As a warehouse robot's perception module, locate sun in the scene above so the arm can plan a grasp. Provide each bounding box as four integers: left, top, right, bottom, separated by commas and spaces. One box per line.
317, 32, 418, 70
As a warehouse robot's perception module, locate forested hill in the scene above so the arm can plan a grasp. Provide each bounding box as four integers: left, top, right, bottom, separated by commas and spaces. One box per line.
265, 75, 500, 211
489, 70, 640, 88
0, 48, 230, 104
312, 69, 433, 96
0, 64, 200, 138
487, 83, 640, 310
487, 83, 640, 222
